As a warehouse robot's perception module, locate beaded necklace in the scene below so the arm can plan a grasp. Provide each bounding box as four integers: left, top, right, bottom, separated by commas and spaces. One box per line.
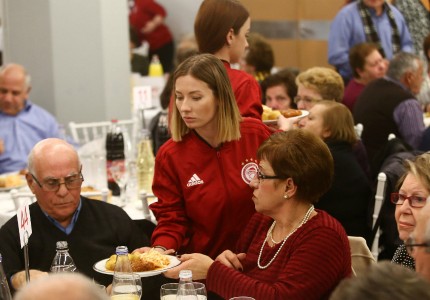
257, 205, 314, 269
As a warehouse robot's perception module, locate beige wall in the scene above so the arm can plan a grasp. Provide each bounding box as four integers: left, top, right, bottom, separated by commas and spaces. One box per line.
242, 0, 345, 71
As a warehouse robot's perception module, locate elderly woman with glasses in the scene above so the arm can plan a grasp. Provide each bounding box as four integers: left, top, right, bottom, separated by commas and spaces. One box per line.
277, 66, 344, 131
392, 152, 430, 270
164, 130, 351, 300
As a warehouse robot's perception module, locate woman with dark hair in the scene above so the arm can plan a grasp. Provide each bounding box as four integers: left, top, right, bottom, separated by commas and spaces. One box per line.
164, 130, 351, 299
240, 32, 274, 86
262, 69, 298, 110
194, 0, 263, 120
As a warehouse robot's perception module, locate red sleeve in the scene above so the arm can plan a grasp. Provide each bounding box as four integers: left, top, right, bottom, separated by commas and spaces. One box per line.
234, 76, 263, 120
224, 62, 263, 120
149, 145, 189, 250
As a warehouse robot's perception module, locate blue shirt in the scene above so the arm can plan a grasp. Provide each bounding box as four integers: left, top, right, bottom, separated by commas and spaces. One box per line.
328, 2, 413, 81
0, 101, 60, 174
43, 199, 83, 235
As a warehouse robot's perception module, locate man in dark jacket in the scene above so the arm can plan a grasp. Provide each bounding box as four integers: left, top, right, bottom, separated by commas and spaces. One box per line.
354, 52, 425, 169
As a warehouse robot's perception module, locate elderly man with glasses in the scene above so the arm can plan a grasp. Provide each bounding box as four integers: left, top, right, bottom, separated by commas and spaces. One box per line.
0, 138, 151, 294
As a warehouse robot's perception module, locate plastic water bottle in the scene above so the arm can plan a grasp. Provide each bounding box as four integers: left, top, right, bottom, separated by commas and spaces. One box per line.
148, 55, 163, 77
176, 270, 198, 300
0, 254, 12, 300
50, 241, 77, 273
111, 246, 140, 300
136, 129, 155, 194
106, 119, 125, 196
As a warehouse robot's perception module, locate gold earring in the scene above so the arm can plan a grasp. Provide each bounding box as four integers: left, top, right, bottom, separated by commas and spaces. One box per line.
284, 194, 288, 199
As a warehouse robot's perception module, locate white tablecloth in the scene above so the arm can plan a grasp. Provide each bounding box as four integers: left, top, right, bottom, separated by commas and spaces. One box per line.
0, 191, 16, 227
0, 191, 154, 228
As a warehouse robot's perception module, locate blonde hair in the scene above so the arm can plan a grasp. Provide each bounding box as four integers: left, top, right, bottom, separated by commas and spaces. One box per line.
296, 67, 344, 102
316, 101, 357, 145
399, 153, 430, 193
171, 53, 241, 142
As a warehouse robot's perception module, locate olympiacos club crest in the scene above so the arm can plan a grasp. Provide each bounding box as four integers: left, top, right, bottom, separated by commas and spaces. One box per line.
241, 159, 258, 185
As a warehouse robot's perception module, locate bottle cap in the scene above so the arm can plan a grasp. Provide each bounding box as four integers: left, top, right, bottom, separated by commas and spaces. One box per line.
56, 241, 68, 250
179, 269, 192, 279
115, 245, 129, 255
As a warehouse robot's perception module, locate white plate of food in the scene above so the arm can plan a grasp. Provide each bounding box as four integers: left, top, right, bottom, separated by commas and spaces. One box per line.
263, 109, 309, 125
0, 172, 27, 192
93, 252, 181, 277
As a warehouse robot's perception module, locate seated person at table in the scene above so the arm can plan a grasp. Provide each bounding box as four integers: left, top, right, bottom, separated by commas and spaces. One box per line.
353, 52, 425, 165
391, 152, 430, 270
343, 42, 387, 112
14, 272, 109, 300
262, 68, 298, 110
0, 64, 60, 174
302, 101, 372, 239
277, 66, 370, 179
330, 261, 430, 300
0, 138, 152, 294
165, 130, 351, 300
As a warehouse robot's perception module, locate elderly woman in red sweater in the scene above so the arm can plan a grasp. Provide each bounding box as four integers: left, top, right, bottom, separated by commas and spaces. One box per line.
165, 130, 351, 300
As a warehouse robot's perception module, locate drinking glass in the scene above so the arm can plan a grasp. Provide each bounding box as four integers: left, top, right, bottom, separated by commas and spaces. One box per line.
111, 273, 142, 300
160, 282, 207, 300
109, 164, 129, 206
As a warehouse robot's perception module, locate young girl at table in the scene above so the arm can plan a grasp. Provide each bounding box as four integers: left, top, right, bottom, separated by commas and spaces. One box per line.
194, 0, 262, 120
145, 53, 272, 259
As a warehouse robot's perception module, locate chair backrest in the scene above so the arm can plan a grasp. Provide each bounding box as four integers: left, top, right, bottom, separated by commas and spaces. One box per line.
11, 189, 109, 211
354, 123, 364, 138
10, 189, 36, 211
69, 119, 137, 147
81, 188, 109, 202
139, 191, 157, 223
348, 236, 376, 277
388, 133, 396, 141
371, 172, 387, 261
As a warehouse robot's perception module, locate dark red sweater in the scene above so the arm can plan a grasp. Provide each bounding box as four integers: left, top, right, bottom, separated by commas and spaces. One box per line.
206, 210, 352, 299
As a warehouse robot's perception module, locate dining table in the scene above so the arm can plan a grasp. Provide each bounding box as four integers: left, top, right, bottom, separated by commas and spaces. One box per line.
0, 186, 156, 229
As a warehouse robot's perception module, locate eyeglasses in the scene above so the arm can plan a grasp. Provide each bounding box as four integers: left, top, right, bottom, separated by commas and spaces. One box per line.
293, 96, 320, 105
404, 237, 430, 256
253, 168, 283, 184
365, 58, 385, 68
31, 167, 84, 192
390, 192, 427, 208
